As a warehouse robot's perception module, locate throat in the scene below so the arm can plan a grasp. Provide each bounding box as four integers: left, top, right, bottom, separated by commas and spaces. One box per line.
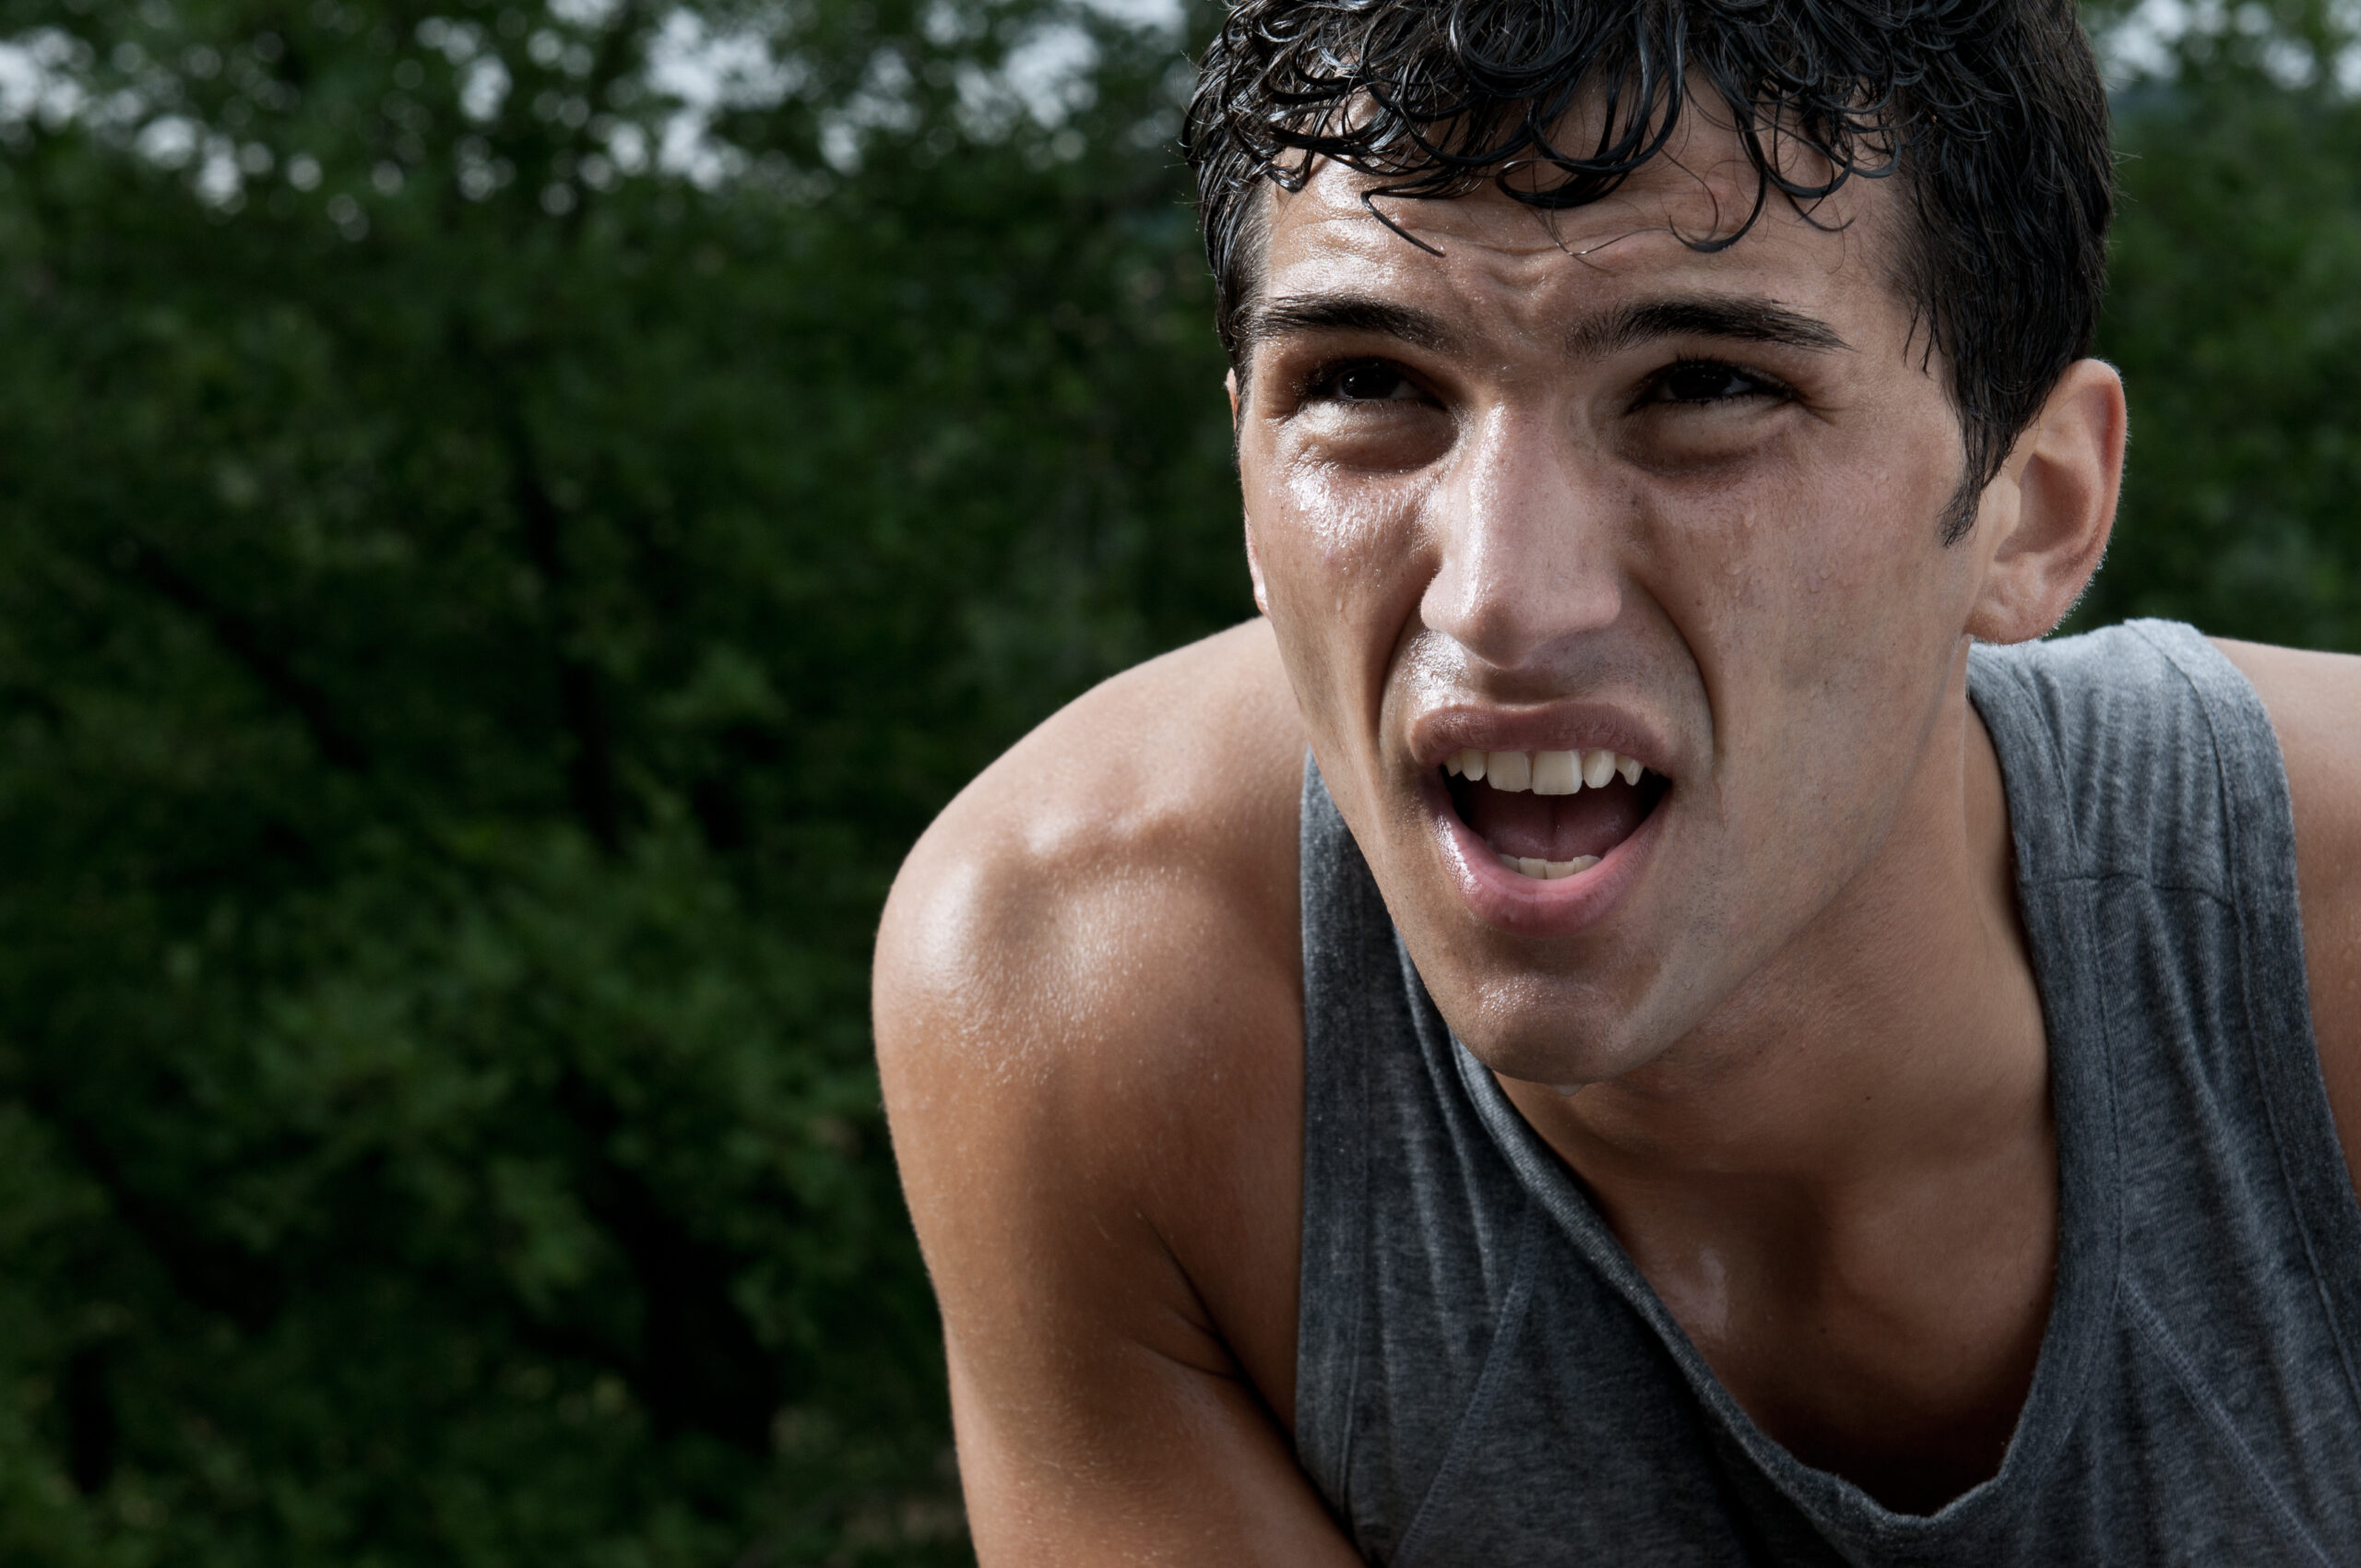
1573, 1123, 2060, 1518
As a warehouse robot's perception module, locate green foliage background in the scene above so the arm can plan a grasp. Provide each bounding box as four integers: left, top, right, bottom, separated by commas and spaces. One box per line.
2079, 4, 2361, 644
0, 0, 2346, 1560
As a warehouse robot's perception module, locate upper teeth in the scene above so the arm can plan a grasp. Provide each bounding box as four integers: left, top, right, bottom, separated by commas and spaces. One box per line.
1444, 748, 1645, 792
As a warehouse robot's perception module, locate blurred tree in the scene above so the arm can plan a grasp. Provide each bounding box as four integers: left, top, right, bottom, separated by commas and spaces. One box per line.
2082, 0, 2361, 647
0, 0, 1241, 1562
4, 0, 2361, 1561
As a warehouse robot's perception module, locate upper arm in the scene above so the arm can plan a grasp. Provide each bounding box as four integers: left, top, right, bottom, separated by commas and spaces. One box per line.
2213, 637, 2361, 1204
872, 625, 1358, 1565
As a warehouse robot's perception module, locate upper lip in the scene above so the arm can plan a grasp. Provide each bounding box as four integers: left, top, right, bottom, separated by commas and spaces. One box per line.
1408, 701, 1675, 778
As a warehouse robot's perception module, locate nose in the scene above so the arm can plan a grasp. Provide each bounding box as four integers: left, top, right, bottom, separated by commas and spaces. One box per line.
1419, 403, 1625, 673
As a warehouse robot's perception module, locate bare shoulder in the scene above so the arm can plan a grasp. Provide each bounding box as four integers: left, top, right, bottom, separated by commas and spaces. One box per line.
2213, 637, 2361, 1198
873, 615, 1311, 1431
876, 616, 1305, 1107
883, 615, 1305, 975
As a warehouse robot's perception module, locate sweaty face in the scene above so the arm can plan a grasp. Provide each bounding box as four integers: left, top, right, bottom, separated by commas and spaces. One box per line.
1238, 120, 1994, 1086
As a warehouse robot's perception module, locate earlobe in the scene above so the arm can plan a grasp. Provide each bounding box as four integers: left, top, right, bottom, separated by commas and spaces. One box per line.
1230, 370, 1271, 616
1244, 516, 1272, 616
1964, 359, 2127, 644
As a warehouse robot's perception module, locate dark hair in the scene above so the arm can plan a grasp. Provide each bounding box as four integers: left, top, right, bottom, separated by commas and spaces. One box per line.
1181, 0, 2114, 541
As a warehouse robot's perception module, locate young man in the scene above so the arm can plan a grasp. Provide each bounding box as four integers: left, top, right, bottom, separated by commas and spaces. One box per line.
875, 0, 2361, 1560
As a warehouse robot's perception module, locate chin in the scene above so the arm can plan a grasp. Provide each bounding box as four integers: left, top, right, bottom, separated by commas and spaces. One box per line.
1439, 989, 1664, 1089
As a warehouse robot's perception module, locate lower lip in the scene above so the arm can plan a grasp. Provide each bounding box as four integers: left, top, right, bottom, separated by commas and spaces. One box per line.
1424, 773, 1668, 938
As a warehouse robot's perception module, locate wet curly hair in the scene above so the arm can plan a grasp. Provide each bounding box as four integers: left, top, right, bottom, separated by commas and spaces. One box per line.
1182, 0, 2114, 540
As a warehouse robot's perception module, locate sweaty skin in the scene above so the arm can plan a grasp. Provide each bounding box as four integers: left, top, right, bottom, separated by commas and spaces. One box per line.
874, 114, 2361, 1560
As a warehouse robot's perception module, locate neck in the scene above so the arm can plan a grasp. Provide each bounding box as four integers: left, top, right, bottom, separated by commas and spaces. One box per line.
1499, 641, 2058, 1507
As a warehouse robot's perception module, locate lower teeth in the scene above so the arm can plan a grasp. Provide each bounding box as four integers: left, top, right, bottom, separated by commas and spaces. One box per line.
1497, 852, 1601, 881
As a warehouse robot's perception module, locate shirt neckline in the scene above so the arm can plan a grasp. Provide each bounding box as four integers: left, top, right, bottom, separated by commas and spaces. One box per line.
1445, 649, 2123, 1555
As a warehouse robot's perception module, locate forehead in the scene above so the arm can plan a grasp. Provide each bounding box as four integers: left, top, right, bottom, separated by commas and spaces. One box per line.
1256, 113, 1912, 345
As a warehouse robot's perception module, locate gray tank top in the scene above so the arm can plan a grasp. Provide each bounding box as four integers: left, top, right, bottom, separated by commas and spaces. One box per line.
1295, 621, 2361, 1565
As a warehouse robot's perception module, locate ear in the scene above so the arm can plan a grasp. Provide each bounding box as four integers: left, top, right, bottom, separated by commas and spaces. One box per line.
1964, 359, 2127, 644
1229, 368, 1274, 616
1243, 521, 1272, 616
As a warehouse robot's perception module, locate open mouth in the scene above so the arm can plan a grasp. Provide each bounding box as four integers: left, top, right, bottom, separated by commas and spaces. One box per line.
1442, 747, 1670, 881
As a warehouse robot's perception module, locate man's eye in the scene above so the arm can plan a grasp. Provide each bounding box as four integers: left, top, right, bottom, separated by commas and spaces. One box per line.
1318, 363, 1424, 403
1641, 361, 1786, 407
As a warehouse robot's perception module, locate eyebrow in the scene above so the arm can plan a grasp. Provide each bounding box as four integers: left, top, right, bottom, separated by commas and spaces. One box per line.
1240, 296, 1464, 357
1571, 298, 1851, 357
1240, 291, 1850, 361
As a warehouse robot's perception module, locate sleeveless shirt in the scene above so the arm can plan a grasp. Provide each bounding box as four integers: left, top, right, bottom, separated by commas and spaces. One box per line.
1294, 621, 2361, 1565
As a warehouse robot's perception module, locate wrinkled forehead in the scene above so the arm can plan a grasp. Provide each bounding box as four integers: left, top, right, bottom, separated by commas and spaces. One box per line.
1252, 104, 1913, 346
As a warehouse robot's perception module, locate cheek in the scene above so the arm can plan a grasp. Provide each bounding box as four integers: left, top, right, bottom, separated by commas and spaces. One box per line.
1277, 462, 1374, 578
1648, 424, 1970, 833
1252, 456, 1434, 617
1245, 457, 1436, 731
1675, 422, 1967, 662
1796, 445, 1975, 661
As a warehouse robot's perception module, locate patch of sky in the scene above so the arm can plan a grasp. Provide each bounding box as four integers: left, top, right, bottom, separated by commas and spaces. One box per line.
819, 45, 918, 171
548, 0, 626, 26
132, 109, 196, 164
1077, 0, 1181, 33
2098, 0, 2361, 89
647, 6, 808, 185
0, 29, 92, 131
2101, 0, 2194, 84
0, 0, 1176, 205
460, 53, 511, 120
